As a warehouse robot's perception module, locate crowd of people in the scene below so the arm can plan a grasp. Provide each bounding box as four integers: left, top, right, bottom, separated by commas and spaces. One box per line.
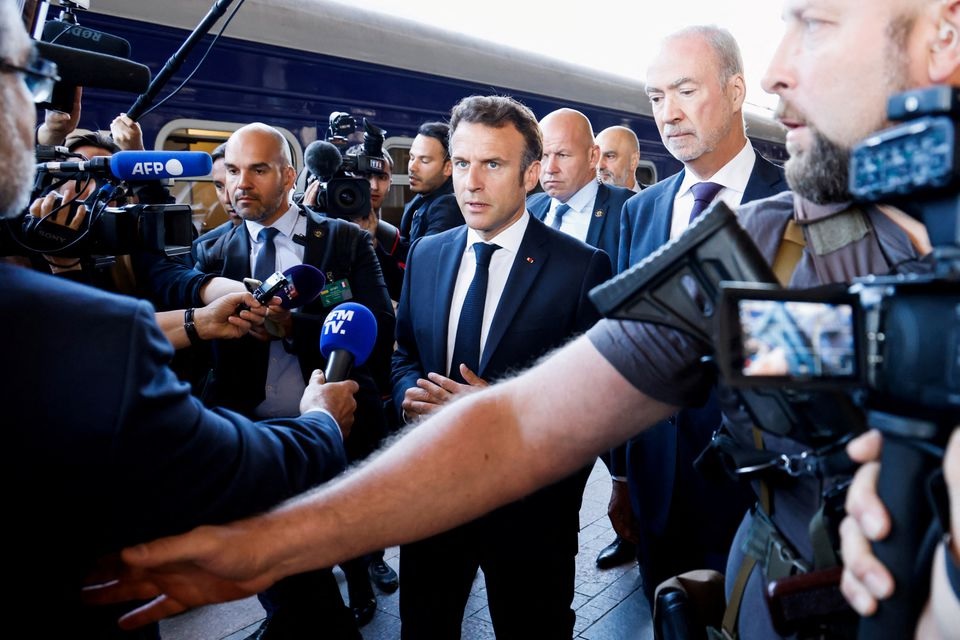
2, 0, 959, 638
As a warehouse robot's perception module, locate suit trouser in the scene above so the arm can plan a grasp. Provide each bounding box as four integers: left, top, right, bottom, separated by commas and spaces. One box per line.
398, 466, 591, 640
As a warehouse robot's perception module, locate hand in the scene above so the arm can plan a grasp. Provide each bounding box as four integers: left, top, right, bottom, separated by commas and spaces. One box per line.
347, 210, 379, 244
36, 87, 82, 145
303, 179, 320, 207
29, 186, 90, 269
401, 366, 487, 422
607, 479, 641, 544
110, 113, 145, 151
193, 292, 269, 341
300, 369, 358, 439
246, 298, 286, 341
83, 519, 279, 630
839, 430, 893, 616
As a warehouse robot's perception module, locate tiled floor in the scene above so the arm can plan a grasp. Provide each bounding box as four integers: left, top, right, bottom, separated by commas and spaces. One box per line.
160, 459, 654, 639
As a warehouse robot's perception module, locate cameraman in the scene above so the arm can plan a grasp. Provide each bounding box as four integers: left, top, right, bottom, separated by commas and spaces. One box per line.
83, 1, 953, 638
0, 4, 361, 638
840, 428, 960, 639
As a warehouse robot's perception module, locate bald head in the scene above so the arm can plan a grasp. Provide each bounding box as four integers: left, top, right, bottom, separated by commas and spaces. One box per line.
539, 108, 600, 201
0, 0, 37, 218
224, 122, 296, 225
596, 126, 640, 190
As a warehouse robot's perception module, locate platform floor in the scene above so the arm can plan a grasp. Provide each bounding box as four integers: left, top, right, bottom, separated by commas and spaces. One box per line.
159, 459, 654, 640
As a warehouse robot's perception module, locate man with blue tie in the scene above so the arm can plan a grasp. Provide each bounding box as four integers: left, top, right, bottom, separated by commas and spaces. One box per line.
392, 95, 611, 639
526, 108, 633, 271
613, 25, 789, 604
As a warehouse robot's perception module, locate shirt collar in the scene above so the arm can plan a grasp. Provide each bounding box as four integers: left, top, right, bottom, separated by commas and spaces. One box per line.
554, 179, 599, 214
245, 203, 301, 243
678, 140, 756, 199
465, 210, 530, 255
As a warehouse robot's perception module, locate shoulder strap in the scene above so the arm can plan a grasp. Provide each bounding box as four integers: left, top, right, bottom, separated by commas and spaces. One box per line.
771, 219, 806, 286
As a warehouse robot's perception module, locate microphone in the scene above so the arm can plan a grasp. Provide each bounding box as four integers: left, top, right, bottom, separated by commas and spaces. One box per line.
304, 140, 343, 180
319, 302, 377, 382
41, 19, 132, 58
38, 151, 213, 181
277, 264, 326, 309
35, 41, 150, 93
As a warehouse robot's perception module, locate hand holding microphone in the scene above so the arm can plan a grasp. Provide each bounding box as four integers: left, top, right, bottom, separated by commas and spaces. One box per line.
243, 264, 327, 340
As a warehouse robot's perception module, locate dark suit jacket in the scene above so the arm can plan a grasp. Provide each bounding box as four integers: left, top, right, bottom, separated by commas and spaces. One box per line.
5, 264, 346, 637
613, 150, 787, 597
394, 178, 463, 264
392, 217, 610, 526
526, 180, 633, 271
194, 207, 395, 461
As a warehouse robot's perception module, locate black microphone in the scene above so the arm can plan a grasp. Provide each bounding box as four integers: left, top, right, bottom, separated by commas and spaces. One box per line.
319, 303, 378, 382
304, 140, 343, 180
35, 41, 151, 94
41, 19, 132, 58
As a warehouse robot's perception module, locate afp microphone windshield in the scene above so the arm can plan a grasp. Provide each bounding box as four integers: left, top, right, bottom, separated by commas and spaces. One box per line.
38, 151, 213, 181
319, 302, 378, 381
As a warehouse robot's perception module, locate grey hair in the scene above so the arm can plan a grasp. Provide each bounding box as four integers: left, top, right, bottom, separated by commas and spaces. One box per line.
670, 25, 744, 84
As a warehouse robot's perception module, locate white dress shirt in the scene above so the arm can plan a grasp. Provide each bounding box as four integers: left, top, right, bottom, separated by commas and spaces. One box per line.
244, 204, 309, 418
545, 179, 599, 243
669, 141, 757, 240
445, 212, 530, 377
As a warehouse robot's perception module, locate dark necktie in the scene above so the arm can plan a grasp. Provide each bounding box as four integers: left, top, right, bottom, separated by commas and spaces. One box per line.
551, 203, 571, 230
450, 242, 500, 383
254, 227, 280, 283
688, 182, 724, 223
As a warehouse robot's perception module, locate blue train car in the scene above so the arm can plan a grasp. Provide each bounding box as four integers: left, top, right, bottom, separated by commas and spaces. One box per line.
51, 0, 787, 229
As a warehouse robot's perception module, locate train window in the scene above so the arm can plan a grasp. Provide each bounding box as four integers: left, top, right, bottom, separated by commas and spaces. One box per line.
154, 119, 303, 234
637, 160, 658, 187
382, 136, 413, 227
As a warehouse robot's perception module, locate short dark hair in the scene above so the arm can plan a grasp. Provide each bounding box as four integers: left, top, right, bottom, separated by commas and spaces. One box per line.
417, 121, 451, 160
65, 131, 121, 155
211, 142, 227, 163
449, 95, 542, 173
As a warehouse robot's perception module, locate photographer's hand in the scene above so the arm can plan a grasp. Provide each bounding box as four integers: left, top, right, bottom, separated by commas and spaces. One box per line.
36, 87, 82, 145
110, 113, 145, 151
303, 179, 320, 207
28, 185, 90, 271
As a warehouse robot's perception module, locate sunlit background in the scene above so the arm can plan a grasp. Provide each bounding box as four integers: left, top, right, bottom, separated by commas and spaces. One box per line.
330, 0, 786, 115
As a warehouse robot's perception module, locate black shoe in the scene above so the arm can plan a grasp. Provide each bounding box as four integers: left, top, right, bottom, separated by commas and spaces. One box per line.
595, 536, 637, 569
368, 558, 399, 593
347, 576, 378, 627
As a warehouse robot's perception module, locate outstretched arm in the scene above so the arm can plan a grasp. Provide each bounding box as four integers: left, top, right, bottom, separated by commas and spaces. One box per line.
84, 334, 676, 628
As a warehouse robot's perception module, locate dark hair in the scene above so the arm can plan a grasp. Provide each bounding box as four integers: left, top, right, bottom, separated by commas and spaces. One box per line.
65, 131, 121, 155
449, 95, 542, 173
417, 121, 451, 160
211, 142, 227, 163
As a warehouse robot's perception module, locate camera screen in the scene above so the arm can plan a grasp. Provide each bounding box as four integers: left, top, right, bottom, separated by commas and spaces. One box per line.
737, 300, 857, 378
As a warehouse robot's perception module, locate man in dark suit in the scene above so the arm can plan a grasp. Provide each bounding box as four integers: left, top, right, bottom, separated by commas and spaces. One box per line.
192, 122, 395, 635
374, 121, 463, 267
0, 10, 358, 638
613, 25, 789, 603
526, 108, 633, 271
392, 95, 611, 639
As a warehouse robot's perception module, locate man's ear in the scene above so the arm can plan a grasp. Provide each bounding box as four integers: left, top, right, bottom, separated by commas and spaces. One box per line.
728, 73, 746, 110
442, 158, 453, 178
930, 1, 960, 82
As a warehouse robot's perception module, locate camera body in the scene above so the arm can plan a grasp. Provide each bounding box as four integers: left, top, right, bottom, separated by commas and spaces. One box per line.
307, 112, 387, 219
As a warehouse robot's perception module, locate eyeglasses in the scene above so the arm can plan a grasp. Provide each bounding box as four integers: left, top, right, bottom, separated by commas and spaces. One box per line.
0, 52, 59, 104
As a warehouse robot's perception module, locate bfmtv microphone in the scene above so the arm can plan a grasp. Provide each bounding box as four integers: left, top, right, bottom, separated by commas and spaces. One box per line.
277, 264, 326, 309
320, 302, 377, 382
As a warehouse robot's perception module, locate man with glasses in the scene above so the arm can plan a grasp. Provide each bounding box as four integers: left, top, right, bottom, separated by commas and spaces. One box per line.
0, 3, 360, 637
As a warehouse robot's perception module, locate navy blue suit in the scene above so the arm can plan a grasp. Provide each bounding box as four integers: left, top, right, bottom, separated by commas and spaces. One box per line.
4, 264, 347, 638
526, 180, 633, 271
392, 216, 611, 639
393, 178, 464, 265
615, 151, 788, 601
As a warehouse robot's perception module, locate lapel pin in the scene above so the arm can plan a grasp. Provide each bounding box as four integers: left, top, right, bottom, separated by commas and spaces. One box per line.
313, 229, 324, 238
594, 209, 604, 218
526, 257, 535, 264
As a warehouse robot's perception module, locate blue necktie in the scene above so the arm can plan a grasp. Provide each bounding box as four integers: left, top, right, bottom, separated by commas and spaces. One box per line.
551, 203, 571, 230
450, 242, 500, 383
254, 227, 280, 283
688, 182, 724, 223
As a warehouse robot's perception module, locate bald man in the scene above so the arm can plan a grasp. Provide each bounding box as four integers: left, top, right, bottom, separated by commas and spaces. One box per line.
596, 125, 643, 192
526, 108, 633, 270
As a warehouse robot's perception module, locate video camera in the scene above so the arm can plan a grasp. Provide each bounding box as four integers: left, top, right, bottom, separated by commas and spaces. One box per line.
300, 111, 387, 219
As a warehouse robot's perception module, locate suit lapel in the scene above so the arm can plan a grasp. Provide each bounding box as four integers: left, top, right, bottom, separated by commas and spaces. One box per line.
528, 194, 549, 222
742, 151, 785, 203
654, 170, 685, 246
585, 182, 608, 248
436, 228, 467, 373
221, 226, 253, 280
480, 219, 547, 373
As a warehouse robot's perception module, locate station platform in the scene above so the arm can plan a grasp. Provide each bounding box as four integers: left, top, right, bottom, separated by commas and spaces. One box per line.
159, 459, 654, 639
